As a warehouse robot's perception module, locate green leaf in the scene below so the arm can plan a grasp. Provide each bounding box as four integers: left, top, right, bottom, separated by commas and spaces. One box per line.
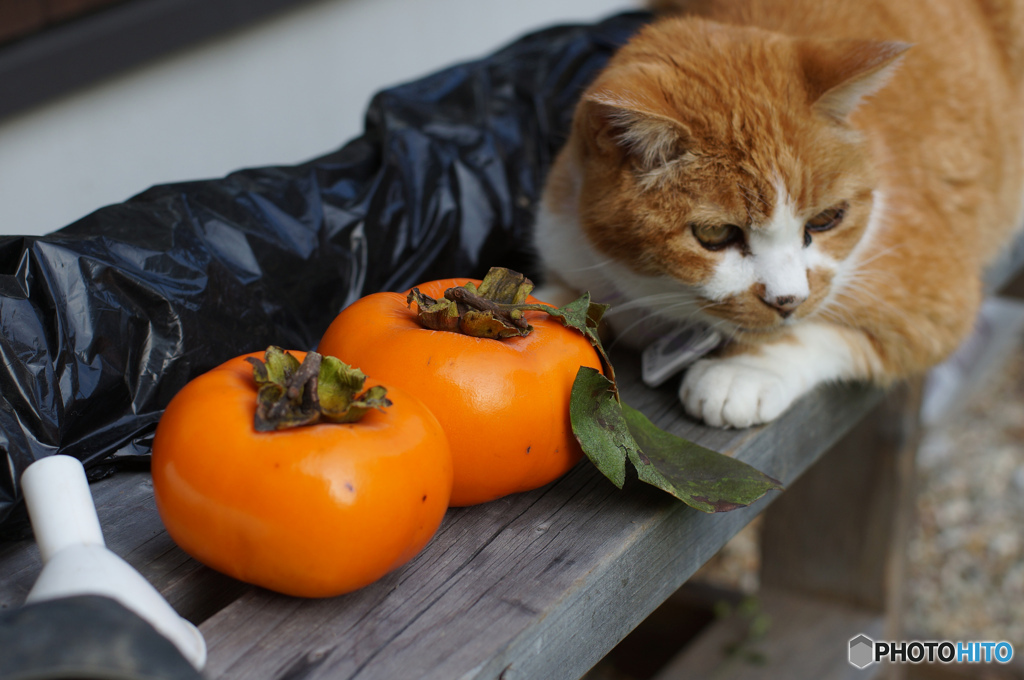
621, 401, 783, 512
569, 367, 630, 488
570, 367, 783, 513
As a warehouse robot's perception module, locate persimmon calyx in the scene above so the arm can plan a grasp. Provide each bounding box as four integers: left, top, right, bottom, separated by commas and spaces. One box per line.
247, 346, 391, 431
408, 266, 615, 384
407, 267, 541, 339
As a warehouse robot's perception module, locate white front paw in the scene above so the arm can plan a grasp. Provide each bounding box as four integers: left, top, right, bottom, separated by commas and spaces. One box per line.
679, 357, 803, 428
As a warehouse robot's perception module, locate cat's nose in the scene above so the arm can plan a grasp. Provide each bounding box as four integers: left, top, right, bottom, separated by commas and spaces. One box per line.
759, 293, 806, 318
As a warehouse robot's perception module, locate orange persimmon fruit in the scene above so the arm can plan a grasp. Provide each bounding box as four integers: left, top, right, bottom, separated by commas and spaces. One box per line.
317, 268, 603, 507
151, 348, 452, 598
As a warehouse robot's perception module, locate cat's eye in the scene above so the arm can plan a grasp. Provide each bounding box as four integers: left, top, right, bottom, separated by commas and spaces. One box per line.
805, 203, 848, 233
692, 223, 743, 251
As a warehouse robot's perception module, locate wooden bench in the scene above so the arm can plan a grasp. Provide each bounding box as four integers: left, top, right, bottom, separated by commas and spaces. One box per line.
2, 238, 1022, 680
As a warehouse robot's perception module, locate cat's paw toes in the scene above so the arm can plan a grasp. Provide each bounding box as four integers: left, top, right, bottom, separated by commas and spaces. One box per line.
679, 358, 798, 428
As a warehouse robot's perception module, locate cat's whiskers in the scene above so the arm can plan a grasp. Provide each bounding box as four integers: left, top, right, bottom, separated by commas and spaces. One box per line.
607, 291, 700, 313
835, 255, 903, 301
696, 308, 740, 340
818, 262, 904, 328
848, 242, 906, 271
604, 294, 712, 350
604, 314, 660, 351
818, 241, 907, 326
556, 258, 616, 274
816, 295, 860, 328
719, 323, 747, 346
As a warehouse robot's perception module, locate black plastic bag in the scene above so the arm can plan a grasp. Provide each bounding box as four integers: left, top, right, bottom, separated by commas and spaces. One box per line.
0, 12, 651, 536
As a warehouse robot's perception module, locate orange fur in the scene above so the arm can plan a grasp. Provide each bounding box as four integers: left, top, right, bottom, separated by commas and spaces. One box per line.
534, 0, 1024, 425
532, 0, 1024, 426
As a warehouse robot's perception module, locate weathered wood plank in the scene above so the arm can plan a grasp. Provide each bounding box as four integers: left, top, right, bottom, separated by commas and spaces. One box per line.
196, 351, 886, 680
0, 349, 887, 680
0, 536, 41, 612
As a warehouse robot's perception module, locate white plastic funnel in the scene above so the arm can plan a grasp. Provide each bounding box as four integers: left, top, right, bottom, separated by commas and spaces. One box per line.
21, 454, 207, 670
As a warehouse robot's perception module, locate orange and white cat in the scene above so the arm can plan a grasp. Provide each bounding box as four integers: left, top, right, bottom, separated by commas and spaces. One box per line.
534, 0, 1024, 427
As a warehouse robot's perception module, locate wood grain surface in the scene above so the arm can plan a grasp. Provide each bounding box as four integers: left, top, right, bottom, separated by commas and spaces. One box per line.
0, 347, 887, 680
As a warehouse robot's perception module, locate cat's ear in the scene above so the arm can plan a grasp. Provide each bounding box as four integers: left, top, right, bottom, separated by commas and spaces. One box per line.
579, 85, 692, 171
797, 39, 911, 121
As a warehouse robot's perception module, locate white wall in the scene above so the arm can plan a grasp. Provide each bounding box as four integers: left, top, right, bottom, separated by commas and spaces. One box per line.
0, 0, 637, 236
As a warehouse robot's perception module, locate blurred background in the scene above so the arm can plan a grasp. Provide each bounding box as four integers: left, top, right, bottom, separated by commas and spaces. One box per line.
0, 0, 639, 237
2, 1, 1021, 676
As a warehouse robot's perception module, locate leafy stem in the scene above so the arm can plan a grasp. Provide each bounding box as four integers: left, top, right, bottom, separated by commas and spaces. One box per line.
407, 267, 782, 512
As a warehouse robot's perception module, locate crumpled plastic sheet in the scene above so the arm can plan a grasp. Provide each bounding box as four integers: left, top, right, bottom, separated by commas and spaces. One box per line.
0, 12, 651, 536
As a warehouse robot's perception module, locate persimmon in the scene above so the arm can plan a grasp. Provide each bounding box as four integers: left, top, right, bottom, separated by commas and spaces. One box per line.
318, 268, 604, 507
151, 347, 452, 598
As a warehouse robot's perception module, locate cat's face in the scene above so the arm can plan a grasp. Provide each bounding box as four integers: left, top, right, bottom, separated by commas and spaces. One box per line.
559, 19, 907, 341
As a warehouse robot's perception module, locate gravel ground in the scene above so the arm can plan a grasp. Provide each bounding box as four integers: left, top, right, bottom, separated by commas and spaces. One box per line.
907, 335, 1024, 646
